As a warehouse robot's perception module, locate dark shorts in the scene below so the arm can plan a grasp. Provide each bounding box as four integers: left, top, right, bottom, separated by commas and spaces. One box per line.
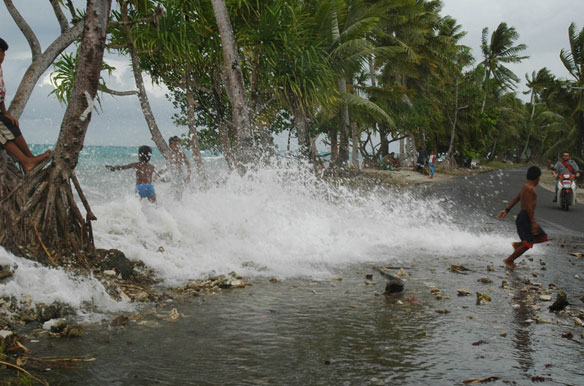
515, 210, 549, 248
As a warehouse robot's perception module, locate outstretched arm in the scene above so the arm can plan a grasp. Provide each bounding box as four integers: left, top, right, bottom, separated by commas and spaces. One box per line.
496, 192, 520, 219
106, 162, 137, 171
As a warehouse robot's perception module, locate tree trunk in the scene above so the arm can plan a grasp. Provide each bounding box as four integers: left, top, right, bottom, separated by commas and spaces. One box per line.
211, 0, 255, 166
120, 0, 170, 157
292, 96, 311, 159
351, 121, 359, 168
5, 0, 84, 119
211, 68, 236, 169
184, 73, 207, 181
329, 127, 338, 162
444, 78, 460, 169
335, 78, 350, 167
0, 0, 111, 264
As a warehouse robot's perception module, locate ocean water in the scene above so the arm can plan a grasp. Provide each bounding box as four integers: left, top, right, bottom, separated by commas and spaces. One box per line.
1, 146, 514, 316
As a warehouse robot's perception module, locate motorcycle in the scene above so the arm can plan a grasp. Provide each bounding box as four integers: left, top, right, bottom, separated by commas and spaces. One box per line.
556, 174, 577, 211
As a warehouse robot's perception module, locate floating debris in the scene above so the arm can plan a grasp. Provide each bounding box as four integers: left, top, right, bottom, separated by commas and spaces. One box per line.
539, 295, 552, 302
477, 277, 493, 284
471, 340, 488, 346
435, 309, 451, 314
463, 376, 499, 384
486, 265, 495, 272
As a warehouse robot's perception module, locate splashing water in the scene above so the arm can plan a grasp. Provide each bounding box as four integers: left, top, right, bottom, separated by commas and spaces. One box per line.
1, 147, 515, 313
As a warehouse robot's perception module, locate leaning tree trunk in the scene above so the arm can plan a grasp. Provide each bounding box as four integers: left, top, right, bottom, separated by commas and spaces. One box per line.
0, 0, 111, 265
211, 0, 256, 166
184, 72, 207, 181
120, 0, 170, 157
211, 68, 236, 169
4, 0, 84, 118
335, 78, 350, 167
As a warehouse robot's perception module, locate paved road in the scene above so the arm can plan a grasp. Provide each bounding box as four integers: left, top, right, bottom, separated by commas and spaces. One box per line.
422, 167, 583, 237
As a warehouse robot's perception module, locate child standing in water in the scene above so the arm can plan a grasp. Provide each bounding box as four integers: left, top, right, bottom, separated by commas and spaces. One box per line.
106, 145, 157, 203
496, 166, 549, 270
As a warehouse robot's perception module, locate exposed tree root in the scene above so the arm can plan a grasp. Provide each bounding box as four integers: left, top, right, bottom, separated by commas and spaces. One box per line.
0, 153, 96, 268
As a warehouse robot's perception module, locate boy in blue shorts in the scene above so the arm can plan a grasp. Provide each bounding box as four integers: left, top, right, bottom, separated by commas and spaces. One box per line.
106, 145, 157, 203
496, 166, 549, 270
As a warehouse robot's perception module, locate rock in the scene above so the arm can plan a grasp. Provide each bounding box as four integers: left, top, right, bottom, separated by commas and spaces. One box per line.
478, 277, 493, 284
97, 249, 133, 280
549, 290, 569, 312
457, 289, 472, 296
476, 292, 491, 305
383, 275, 404, 294
486, 265, 495, 272
539, 295, 552, 301
500, 331, 507, 337
573, 317, 584, 327
0, 329, 13, 338
36, 302, 72, 323
103, 269, 116, 276
0, 264, 13, 281
365, 280, 376, 285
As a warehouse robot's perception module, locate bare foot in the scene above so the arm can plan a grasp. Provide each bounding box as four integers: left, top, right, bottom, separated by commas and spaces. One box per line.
23, 151, 52, 172
503, 259, 516, 270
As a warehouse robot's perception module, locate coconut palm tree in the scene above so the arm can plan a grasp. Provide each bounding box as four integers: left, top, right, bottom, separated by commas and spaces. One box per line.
479, 22, 528, 113
559, 22, 584, 158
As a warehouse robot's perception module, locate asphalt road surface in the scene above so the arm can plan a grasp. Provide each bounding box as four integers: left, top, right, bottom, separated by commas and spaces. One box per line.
421, 167, 583, 238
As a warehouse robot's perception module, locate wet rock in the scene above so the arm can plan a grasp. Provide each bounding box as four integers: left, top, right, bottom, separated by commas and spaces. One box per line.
110, 315, 129, 327
0, 329, 13, 338
539, 295, 552, 301
36, 302, 73, 323
457, 289, 472, 297
476, 292, 491, 305
449, 265, 471, 274
383, 275, 404, 294
573, 317, 584, 327
97, 249, 133, 279
486, 265, 495, 272
478, 277, 493, 284
549, 290, 569, 312
0, 264, 13, 281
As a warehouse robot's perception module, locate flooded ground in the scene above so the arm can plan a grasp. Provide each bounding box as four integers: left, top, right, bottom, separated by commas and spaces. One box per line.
16, 238, 584, 386
2, 166, 583, 385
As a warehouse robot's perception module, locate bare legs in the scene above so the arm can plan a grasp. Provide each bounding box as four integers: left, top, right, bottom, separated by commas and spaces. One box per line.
503, 242, 529, 270
4, 136, 51, 172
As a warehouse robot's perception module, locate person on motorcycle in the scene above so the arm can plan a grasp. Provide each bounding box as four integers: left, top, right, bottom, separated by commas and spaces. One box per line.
552, 152, 580, 202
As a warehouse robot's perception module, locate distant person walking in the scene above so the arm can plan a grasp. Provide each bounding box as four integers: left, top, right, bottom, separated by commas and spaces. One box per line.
496, 166, 549, 270
428, 150, 437, 178
106, 145, 157, 203
0, 37, 50, 172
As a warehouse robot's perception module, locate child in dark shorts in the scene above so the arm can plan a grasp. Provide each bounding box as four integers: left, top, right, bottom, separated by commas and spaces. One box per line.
496, 166, 549, 270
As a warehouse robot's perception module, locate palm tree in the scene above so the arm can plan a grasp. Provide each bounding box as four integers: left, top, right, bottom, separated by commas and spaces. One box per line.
559, 22, 584, 159
480, 22, 528, 113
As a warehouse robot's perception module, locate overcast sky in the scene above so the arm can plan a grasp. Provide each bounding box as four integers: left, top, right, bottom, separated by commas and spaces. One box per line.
1, 0, 583, 146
